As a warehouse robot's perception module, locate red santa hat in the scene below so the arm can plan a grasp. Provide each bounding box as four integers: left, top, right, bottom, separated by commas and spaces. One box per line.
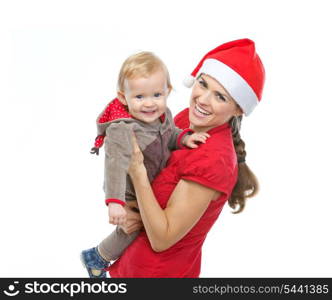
183, 38, 265, 116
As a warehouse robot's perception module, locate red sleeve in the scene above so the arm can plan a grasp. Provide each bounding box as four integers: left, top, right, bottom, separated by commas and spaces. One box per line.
179, 148, 235, 197
105, 198, 126, 206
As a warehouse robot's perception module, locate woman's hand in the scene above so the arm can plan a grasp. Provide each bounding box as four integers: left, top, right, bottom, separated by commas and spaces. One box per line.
128, 133, 146, 179
120, 205, 143, 234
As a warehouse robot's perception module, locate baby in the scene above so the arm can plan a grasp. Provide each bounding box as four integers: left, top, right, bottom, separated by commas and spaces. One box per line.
81, 51, 209, 278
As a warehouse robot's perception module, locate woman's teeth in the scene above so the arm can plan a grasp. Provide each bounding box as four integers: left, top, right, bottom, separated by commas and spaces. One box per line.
195, 105, 211, 116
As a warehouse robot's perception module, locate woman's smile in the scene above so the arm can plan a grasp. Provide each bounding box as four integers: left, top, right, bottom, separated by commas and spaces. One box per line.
194, 104, 212, 117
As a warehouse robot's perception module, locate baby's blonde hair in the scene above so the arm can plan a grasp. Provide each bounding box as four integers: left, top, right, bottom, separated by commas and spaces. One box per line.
117, 51, 172, 92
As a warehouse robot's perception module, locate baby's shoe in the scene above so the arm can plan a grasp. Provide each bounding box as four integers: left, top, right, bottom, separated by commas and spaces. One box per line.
80, 247, 110, 278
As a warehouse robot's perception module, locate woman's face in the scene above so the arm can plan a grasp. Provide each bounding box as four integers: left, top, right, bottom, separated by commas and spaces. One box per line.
189, 74, 243, 132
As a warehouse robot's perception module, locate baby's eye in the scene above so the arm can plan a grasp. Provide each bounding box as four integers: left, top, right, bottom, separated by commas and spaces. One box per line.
154, 93, 162, 98
135, 95, 144, 100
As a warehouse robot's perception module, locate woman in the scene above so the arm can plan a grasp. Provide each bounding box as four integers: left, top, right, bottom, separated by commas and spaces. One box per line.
108, 38, 265, 277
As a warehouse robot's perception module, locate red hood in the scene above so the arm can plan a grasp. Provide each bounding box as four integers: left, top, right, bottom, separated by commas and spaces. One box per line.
97, 98, 132, 124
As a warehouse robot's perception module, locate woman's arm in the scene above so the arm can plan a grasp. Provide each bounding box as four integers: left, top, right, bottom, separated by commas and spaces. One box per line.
129, 135, 220, 252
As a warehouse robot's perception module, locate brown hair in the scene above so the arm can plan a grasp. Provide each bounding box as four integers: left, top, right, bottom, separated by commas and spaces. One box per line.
117, 51, 172, 92
228, 115, 259, 213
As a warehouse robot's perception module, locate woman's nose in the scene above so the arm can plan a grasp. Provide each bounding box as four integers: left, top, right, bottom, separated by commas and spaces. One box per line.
198, 91, 211, 105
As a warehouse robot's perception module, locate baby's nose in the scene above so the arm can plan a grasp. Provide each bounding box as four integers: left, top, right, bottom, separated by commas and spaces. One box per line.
143, 97, 155, 106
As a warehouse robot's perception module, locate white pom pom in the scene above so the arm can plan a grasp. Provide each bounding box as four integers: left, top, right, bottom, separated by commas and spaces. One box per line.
183, 76, 195, 88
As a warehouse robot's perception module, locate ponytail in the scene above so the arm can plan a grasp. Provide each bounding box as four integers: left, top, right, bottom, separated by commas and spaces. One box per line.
228, 116, 259, 213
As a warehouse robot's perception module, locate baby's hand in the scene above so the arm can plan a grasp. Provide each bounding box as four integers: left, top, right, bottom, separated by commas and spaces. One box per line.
183, 132, 210, 149
108, 203, 127, 225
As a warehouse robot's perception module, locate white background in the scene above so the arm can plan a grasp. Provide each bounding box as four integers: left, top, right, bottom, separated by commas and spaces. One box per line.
1, 0, 331, 277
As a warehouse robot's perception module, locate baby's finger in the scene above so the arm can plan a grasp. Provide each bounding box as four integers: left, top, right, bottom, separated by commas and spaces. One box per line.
188, 142, 199, 148
198, 136, 208, 142
195, 132, 210, 139
198, 133, 210, 140
194, 136, 207, 143
114, 216, 121, 225
119, 216, 126, 226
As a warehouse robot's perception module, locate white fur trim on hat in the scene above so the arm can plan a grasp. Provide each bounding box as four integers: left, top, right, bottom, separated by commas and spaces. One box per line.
198, 59, 259, 116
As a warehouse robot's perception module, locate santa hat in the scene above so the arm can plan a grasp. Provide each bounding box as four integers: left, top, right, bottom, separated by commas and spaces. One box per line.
183, 39, 265, 116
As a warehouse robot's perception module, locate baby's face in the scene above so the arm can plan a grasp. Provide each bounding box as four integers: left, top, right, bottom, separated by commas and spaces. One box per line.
120, 69, 169, 123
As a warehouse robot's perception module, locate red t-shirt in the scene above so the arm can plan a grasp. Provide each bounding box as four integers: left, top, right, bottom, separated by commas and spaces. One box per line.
109, 109, 238, 277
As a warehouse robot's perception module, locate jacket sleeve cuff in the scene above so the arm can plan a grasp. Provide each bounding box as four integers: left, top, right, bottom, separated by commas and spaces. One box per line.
176, 128, 194, 149
105, 198, 126, 206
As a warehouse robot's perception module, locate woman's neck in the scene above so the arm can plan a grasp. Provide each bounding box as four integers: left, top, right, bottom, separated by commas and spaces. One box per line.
189, 124, 213, 133
190, 122, 230, 134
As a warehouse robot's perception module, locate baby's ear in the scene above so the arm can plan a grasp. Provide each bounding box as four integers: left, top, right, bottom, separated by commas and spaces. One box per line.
117, 91, 128, 106
165, 87, 171, 97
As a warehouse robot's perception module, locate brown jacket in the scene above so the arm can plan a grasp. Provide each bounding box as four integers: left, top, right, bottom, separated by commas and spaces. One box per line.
95, 102, 188, 205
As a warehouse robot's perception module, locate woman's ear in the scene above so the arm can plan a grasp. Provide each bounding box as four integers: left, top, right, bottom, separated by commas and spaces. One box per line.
117, 91, 128, 106
235, 105, 244, 117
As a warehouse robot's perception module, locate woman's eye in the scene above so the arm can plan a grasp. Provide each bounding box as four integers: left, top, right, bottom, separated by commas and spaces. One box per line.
216, 93, 226, 101
154, 93, 162, 97
198, 79, 207, 88
136, 95, 143, 100
198, 80, 205, 86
